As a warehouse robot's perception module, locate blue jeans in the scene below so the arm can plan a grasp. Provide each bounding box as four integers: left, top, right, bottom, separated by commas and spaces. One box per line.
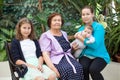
79, 56, 107, 80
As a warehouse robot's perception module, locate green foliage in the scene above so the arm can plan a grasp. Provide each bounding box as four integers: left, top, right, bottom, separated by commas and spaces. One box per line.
0, 6, 16, 61
0, 0, 120, 61
105, 24, 120, 57
62, 20, 80, 36
0, 27, 14, 61
0, 50, 7, 61
27, 0, 81, 38
105, 9, 120, 57
13, 0, 38, 17
0, 0, 4, 15
0, 13, 16, 51
27, 10, 51, 38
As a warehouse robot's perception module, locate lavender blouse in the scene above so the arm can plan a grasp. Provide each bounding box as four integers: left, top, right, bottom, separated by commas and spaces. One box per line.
39, 30, 74, 64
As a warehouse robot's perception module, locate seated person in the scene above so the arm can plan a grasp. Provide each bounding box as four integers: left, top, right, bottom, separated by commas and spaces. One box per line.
71, 25, 95, 58
39, 12, 84, 80
10, 18, 57, 80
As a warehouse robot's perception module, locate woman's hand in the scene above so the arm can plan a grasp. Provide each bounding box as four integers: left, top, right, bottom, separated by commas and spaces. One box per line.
76, 33, 85, 43
71, 42, 79, 50
54, 68, 60, 78
74, 32, 79, 38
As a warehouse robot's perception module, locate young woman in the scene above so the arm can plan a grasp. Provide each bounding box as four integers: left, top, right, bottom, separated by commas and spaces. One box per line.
76, 6, 110, 80
39, 12, 84, 80
10, 18, 57, 80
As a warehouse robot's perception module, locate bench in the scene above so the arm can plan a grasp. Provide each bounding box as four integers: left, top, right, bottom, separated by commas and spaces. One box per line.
5, 42, 27, 80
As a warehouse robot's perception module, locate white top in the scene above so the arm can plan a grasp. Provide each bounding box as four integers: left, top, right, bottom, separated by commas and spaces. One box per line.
20, 39, 37, 59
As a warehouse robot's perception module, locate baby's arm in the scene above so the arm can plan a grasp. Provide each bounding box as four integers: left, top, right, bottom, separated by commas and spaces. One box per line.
86, 35, 95, 44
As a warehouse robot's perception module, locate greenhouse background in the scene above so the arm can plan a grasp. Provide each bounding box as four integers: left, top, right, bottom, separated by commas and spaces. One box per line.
0, 0, 120, 80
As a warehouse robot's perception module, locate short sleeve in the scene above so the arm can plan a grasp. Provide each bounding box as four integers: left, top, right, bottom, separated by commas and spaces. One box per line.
39, 33, 51, 52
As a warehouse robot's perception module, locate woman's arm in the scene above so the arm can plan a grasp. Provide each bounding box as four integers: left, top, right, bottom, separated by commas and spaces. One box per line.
87, 26, 104, 49
39, 33, 60, 77
74, 31, 85, 44
78, 23, 105, 50
43, 51, 60, 78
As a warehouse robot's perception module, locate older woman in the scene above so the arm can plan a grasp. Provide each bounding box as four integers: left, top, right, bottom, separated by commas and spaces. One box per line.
39, 12, 84, 80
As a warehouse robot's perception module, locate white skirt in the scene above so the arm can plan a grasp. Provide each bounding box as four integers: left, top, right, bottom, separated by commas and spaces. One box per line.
20, 57, 56, 80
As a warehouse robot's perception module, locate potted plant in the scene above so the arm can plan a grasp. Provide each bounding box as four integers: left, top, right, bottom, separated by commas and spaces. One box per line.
115, 52, 120, 62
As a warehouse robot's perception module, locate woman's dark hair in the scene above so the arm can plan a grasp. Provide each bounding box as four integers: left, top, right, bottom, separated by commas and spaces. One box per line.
82, 5, 94, 13
15, 17, 36, 40
47, 12, 64, 28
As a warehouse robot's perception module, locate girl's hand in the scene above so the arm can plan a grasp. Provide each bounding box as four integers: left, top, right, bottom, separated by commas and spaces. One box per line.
37, 64, 43, 72
26, 63, 37, 69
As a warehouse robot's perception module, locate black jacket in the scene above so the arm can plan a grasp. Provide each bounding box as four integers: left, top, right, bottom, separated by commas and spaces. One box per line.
10, 38, 42, 77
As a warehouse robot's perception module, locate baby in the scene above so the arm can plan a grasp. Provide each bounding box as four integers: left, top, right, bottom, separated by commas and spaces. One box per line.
71, 25, 95, 58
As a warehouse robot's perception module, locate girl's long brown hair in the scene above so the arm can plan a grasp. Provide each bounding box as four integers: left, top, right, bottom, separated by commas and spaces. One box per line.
15, 18, 36, 40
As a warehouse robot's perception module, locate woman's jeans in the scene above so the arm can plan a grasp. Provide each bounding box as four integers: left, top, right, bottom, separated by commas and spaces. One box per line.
79, 56, 107, 80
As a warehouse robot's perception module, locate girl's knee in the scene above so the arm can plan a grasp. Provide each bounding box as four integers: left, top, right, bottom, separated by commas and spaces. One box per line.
48, 73, 57, 80
34, 76, 44, 80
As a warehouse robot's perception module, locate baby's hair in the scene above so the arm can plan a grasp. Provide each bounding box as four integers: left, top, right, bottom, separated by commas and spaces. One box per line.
85, 25, 93, 31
